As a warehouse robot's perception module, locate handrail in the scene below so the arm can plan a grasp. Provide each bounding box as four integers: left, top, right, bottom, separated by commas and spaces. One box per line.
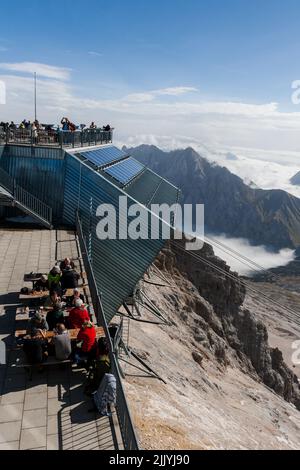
75, 212, 139, 451
0, 127, 113, 148
0, 166, 53, 226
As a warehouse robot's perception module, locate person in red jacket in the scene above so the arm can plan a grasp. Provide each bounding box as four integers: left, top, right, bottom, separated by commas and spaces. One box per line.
68, 299, 90, 329
74, 321, 96, 365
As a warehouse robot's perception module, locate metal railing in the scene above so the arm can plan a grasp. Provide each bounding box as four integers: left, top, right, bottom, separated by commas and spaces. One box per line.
76, 213, 139, 451
0, 127, 113, 148
0, 166, 53, 226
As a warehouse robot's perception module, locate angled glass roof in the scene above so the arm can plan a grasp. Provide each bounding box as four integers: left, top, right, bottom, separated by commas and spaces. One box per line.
126, 168, 161, 206
104, 157, 145, 185
80, 146, 127, 168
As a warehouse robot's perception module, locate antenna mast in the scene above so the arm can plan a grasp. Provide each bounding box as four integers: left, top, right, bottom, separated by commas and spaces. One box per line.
34, 72, 37, 122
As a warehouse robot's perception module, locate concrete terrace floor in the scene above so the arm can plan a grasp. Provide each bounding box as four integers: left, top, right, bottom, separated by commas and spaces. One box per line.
0, 228, 120, 450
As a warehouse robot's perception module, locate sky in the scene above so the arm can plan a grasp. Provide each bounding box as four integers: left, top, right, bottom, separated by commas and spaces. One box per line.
1, 0, 300, 175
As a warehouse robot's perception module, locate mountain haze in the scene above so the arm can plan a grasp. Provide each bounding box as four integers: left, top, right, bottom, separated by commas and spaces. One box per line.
127, 145, 300, 250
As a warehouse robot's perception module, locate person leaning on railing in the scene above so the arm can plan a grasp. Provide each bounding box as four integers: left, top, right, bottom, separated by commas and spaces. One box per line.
84, 337, 111, 396
31, 121, 38, 143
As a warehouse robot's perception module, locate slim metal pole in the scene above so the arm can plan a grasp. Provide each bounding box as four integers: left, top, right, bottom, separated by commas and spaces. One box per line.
34, 72, 37, 122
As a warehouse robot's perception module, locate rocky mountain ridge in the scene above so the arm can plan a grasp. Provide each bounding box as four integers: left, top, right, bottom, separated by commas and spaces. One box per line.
126, 145, 300, 250
124, 238, 300, 449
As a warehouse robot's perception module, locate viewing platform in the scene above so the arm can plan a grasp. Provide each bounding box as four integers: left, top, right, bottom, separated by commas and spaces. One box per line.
0, 128, 113, 149
0, 229, 122, 450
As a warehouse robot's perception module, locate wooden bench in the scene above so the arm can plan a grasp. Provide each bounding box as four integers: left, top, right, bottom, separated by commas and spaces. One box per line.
11, 357, 72, 369
11, 355, 72, 380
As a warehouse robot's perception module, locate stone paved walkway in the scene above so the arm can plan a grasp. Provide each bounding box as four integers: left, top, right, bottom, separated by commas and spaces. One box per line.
0, 228, 120, 450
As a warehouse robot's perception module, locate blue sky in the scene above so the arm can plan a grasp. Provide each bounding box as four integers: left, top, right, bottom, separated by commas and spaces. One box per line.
1, 0, 300, 159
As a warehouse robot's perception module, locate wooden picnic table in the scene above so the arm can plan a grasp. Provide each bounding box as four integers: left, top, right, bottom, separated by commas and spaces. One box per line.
19, 287, 85, 301
15, 326, 105, 340
24, 273, 46, 283
19, 291, 49, 301
64, 287, 84, 297
15, 307, 72, 322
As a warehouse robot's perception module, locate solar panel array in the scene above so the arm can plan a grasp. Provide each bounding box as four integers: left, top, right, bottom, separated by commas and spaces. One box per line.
80, 146, 127, 168
104, 157, 145, 185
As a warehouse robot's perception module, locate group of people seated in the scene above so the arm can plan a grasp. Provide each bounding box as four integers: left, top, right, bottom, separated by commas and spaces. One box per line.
23, 257, 95, 365
34, 258, 80, 295
20, 256, 114, 416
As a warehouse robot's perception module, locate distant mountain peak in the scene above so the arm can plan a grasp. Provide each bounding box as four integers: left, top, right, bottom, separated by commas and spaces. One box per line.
290, 171, 300, 186
128, 144, 300, 250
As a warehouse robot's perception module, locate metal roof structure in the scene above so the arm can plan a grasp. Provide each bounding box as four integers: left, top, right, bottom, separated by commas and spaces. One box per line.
64, 145, 180, 323
0, 143, 180, 324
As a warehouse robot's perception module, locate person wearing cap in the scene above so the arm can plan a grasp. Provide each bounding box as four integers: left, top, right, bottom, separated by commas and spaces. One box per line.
74, 321, 97, 364
68, 299, 90, 329
34, 274, 49, 292
26, 312, 49, 337
61, 265, 80, 290
48, 266, 61, 291
46, 302, 65, 331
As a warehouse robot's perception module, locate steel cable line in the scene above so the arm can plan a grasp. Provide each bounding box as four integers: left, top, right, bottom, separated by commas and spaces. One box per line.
171, 241, 300, 326
205, 235, 285, 282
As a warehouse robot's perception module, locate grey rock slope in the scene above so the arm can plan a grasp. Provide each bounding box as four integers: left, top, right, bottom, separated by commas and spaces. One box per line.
127, 145, 300, 249
156, 239, 300, 409
124, 239, 300, 449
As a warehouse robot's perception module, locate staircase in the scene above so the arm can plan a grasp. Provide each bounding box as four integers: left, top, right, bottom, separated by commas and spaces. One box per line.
0, 167, 53, 229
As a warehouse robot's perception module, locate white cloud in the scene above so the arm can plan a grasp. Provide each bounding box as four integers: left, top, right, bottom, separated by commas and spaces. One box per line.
2, 60, 300, 180
124, 86, 198, 103
0, 62, 71, 81
88, 51, 103, 57
124, 93, 155, 103
209, 149, 300, 199
155, 86, 198, 96
209, 234, 295, 276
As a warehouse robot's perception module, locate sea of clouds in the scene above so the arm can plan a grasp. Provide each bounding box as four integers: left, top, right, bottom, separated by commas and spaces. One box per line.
209, 234, 295, 276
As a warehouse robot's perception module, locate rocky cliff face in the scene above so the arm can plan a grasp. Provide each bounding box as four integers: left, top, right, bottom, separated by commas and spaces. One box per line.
126, 145, 300, 249
156, 239, 300, 409
124, 239, 300, 449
